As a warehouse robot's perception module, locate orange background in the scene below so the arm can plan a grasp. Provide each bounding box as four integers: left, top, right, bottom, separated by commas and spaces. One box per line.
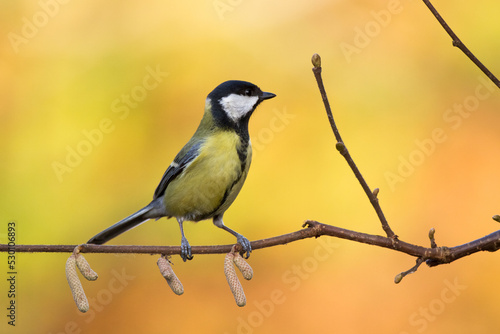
1, 1, 500, 333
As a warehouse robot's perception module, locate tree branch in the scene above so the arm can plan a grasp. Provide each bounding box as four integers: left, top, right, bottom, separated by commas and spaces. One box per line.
2, 221, 500, 269
422, 0, 500, 88
0, 224, 322, 255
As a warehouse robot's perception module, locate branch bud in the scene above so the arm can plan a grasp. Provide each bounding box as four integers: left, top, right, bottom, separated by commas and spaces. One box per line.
394, 273, 403, 284
372, 188, 380, 198
311, 53, 321, 68
493, 215, 500, 223
428, 227, 437, 248
335, 142, 346, 153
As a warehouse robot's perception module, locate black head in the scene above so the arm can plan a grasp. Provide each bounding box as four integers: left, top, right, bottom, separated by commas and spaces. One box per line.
207, 80, 276, 130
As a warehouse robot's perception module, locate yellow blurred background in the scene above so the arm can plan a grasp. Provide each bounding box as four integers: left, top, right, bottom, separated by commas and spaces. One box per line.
1, 0, 500, 333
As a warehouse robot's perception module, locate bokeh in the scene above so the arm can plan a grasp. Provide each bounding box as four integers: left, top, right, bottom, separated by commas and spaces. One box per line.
1, 0, 500, 333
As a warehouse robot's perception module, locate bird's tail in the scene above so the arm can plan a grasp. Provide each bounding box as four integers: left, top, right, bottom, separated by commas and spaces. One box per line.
87, 201, 159, 245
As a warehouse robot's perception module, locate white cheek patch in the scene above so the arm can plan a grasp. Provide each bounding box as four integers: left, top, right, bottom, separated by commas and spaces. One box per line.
219, 94, 259, 122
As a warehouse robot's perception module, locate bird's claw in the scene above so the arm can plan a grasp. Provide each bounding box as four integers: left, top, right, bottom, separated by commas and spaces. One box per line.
180, 237, 193, 262
236, 234, 252, 259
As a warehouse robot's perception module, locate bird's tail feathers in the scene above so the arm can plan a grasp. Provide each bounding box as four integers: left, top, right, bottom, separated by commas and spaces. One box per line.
87, 202, 159, 245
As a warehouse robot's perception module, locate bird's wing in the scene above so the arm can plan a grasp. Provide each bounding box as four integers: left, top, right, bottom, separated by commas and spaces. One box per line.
153, 140, 203, 200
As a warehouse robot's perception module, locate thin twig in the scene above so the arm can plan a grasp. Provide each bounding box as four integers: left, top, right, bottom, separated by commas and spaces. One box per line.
422, 0, 500, 88
395, 257, 425, 284
311, 54, 396, 239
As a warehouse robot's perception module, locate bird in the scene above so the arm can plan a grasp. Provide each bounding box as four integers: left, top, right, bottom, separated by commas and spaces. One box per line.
87, 80, 276, 261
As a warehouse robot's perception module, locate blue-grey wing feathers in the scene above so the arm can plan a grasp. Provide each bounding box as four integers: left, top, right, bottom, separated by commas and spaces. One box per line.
153, 141, 202, 199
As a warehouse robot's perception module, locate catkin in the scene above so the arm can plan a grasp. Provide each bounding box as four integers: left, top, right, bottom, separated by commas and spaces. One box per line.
157, 256, 184, 295
75, 254, 98, 281
65, 254, 89, 313
224, 252, 246, 307
233, 252, 253, 280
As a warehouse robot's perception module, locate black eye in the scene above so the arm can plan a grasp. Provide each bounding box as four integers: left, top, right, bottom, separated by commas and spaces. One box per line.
244, 89, 252, 96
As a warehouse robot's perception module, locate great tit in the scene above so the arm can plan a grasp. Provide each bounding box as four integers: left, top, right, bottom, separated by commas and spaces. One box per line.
87, 80, 276, 261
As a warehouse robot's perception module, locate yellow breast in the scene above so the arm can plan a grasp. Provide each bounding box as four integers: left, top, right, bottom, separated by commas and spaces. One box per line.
163, 131, 250, 221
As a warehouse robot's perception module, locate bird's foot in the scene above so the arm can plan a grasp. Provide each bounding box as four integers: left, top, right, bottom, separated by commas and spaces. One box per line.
236, 234, 252, 259
180, 237, 193, 262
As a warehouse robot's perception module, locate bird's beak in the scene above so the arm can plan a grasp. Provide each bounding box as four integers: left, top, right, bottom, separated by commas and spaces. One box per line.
260, 92, 276, 101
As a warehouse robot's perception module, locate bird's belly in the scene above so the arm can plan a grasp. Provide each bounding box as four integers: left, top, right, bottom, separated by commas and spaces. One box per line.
163, 132, 247, 221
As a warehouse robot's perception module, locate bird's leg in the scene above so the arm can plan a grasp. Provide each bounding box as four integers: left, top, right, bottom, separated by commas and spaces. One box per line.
177, 218, 193, 261
213, 214, 252, 258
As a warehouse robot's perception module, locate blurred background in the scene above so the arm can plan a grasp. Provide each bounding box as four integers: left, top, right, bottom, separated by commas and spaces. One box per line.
1, 0, 500, 333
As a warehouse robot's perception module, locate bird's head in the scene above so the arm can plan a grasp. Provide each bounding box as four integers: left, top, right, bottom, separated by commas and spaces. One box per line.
206, 80, 276, 130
